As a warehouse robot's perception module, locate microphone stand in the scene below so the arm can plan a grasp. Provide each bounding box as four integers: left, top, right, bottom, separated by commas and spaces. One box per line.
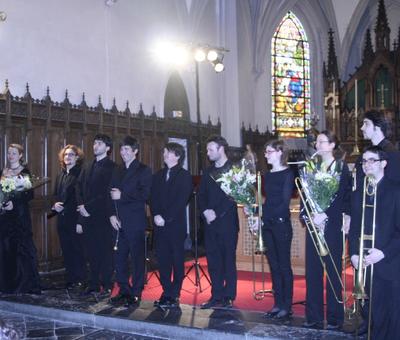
183, 189, 211, 292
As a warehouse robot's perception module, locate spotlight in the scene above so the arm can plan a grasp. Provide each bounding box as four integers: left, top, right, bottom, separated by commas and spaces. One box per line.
213, 61, 224, 73
194, 49, 206, 62
207, 50, 218, 62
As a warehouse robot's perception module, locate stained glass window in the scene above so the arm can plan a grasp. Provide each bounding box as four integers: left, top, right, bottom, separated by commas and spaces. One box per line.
271, 12, 310, 138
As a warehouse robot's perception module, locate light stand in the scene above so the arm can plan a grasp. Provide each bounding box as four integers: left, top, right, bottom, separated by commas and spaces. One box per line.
183, 189, 211, 291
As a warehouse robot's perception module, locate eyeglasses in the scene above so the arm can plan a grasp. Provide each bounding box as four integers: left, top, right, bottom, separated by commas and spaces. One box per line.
361, 158, 383, 165
64, 152, 76, 157
264, 150, 277, 155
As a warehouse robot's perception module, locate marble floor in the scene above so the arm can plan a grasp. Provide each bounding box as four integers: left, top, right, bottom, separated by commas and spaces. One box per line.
0, 283, 362, 340
0, 309, 163, 339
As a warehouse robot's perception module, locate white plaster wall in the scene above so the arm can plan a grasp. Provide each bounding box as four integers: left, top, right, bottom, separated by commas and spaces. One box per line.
0, 0, 223, 123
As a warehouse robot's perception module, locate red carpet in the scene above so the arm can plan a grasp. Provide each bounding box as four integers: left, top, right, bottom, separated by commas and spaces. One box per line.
112, 257, 355, 317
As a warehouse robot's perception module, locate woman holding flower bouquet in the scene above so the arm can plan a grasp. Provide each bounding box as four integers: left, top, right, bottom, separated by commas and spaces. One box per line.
262, 139, 294, 320
302, 130, 351, 330
0, 144, 41, 294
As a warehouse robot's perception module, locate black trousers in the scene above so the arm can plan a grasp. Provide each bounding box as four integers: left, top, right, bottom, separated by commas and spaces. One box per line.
305, 227, 343, 325
371, 277, 400, 339
204, 214, 239, 300
57, 218, 86, 284
262, 219, 293, 311
114, 229, 145, 296
82, 218, 113, 290
155, 226, 186, 299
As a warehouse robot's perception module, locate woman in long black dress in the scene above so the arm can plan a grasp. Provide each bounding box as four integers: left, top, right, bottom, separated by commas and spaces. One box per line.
303, 130, 351, 330
262, 139, 294, 320
52, 145, 86, 288
0, 143, 41, 294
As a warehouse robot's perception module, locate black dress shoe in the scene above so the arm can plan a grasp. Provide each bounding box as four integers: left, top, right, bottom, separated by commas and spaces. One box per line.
263, 307, 280, 318
154, 295, 169, 307
274, 309, 290, 320
98, 288, 112, 299
125, 295, 141, 307
166, 297, 180, 308
110, 293, 129, 305
353, 322, 369, 336
80, 287, 97, 296
326, 323, 342, 331
222, 298, 233, 308
200, 298, 223, 309
302, 321, 324, 329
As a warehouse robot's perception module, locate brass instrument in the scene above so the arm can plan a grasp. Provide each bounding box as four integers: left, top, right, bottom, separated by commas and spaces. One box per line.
352, 176, 377, 339
295, 177, 346, 303
249, 172, 272, 300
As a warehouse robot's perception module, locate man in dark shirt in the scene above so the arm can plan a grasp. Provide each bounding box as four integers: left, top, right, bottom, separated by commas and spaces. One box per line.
108, 136, 152, 307
198, 135, 239, 309
76, 134, 115, 296
354, 110, 400, 188
349, 146, 400, 339
150, 142, 193, 308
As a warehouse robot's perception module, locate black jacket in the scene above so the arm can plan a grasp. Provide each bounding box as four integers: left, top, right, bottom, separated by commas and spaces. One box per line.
108, 159, 152, 231
349, 177, 400, 281
150, 165, 193, 229
76, 157, 115, 223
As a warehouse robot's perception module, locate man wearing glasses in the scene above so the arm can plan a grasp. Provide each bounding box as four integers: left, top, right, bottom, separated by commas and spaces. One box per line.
349, 146, 400, 338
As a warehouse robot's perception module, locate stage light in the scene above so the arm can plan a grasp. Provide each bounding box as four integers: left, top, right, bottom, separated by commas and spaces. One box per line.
214, 61, 224, 73
194, 49, 206, 62
207, 50, 218, 62
153, 41, 189, 66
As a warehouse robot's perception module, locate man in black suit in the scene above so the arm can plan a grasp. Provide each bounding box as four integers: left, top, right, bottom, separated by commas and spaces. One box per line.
349, 146, 400, 339
76, 134, 116, 296
198, 135, 239, 309
150, 142, 193, 308
108, 136, 152, 307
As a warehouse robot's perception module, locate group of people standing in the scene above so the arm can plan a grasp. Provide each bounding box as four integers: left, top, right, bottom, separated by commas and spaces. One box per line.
1, 110, 399, 339
262, 110, 400, 339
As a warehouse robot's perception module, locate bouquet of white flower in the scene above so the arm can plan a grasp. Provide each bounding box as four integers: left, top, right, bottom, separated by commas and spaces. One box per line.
0, 174, 33, 206
214, 159, 257, 210
299, 158, 342, 213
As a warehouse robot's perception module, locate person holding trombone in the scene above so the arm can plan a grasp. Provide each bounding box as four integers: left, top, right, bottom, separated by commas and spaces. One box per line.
301, 130, 351, 330
349, 146, 400, 339
261, 139, 294, 320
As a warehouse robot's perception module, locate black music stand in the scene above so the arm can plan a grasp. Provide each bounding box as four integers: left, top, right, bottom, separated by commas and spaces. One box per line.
183, 189, 211, 292
144, 228, 160, 284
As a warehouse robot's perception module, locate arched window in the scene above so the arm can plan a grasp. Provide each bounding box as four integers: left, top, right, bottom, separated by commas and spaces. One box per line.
271, 12, 310, 137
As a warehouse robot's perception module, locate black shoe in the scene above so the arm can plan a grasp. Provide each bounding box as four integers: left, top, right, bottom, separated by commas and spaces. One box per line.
200, 298, 223, 309
274, 309, 290, 320
80, 287, 97, 296
263, 307, 280, 318
110, 293, 129, 305
326, 323, 342, 331
98, 288, 112, 299
222, 297, 233, 308
353, 322, 369, 336
67, 282, 84, 290
125, 295, 141, 307
154, 295, 169, 307
166, 297, 180, 308
302, 321, 324, 329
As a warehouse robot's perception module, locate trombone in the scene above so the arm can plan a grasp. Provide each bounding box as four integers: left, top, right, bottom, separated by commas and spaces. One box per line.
352, 175, 377, 340
295, 177, 347, 304
248, 172, 272, 300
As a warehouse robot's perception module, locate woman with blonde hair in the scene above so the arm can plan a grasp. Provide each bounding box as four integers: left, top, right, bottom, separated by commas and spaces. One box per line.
0, 143, 41, 293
